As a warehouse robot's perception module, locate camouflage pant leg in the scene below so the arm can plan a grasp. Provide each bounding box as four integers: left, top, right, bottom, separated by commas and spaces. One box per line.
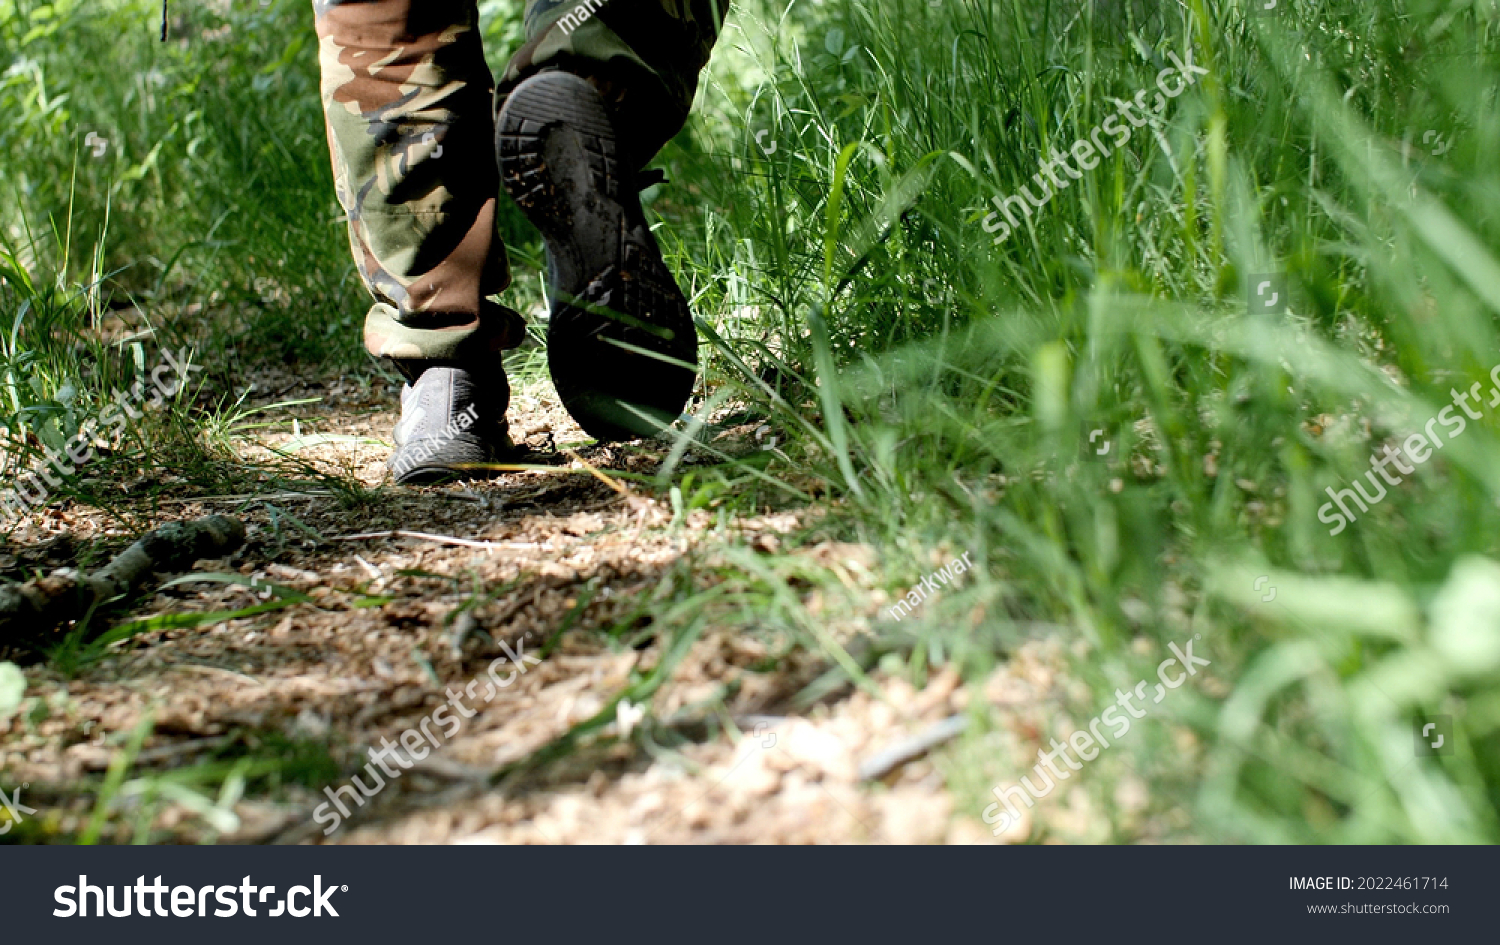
497, 0, 728, 170
315, 0, 725, 363
314, 0, 519, 363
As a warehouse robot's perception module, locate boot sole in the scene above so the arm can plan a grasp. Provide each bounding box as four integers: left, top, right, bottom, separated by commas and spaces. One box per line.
496, 71, 697, 441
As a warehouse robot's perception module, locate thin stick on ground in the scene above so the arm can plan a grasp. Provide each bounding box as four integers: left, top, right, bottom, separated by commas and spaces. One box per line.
562, 449, 630, 496
329, 530, 541, 550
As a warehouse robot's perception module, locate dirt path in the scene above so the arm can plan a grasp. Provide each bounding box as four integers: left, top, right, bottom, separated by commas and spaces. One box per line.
0, 372, 1044, 844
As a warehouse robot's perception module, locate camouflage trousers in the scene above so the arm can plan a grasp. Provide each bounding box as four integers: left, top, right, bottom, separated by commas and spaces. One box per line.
313, 0, 726, 362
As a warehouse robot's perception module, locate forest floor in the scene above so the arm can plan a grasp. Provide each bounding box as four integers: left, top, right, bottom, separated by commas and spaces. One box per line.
0, 369, 1094, 844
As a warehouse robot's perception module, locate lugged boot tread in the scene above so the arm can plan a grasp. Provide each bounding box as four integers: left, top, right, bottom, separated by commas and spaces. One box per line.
497, 71, 697, 441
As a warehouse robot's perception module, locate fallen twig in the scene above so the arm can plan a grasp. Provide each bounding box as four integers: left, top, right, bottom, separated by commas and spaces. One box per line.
857, 714, 969, 781
562, 449, 630, 495
154, 491, 334, 506
0, 514, 246, 658
329, 530, 540, 551
448, 610, 485, 660
352, 554, 383, 581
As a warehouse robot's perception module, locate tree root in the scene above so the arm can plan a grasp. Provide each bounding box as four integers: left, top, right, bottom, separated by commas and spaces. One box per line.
0, 515, 246, 659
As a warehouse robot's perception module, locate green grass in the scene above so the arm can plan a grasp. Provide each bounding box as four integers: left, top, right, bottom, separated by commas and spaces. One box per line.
2, 0, 1498, 842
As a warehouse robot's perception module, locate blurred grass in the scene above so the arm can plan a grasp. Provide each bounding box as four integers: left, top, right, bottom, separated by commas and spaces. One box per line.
2, 0, 1498, 842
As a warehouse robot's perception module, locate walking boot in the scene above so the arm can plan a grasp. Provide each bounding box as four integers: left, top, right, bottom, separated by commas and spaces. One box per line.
387, 362, 514, 485
497, 70, 698, 441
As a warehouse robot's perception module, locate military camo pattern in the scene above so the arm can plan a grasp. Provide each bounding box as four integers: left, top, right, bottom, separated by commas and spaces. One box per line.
313, 0, 726, 362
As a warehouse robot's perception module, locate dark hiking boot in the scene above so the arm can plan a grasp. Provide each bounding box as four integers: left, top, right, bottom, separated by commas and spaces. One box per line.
388, 363, 514, 485
496, 70, 698, 442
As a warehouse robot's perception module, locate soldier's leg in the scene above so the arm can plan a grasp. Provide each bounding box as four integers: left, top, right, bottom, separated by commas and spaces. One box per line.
315, 0, 521, 360
492, 1, 728, 440
314, 0, 523, 482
